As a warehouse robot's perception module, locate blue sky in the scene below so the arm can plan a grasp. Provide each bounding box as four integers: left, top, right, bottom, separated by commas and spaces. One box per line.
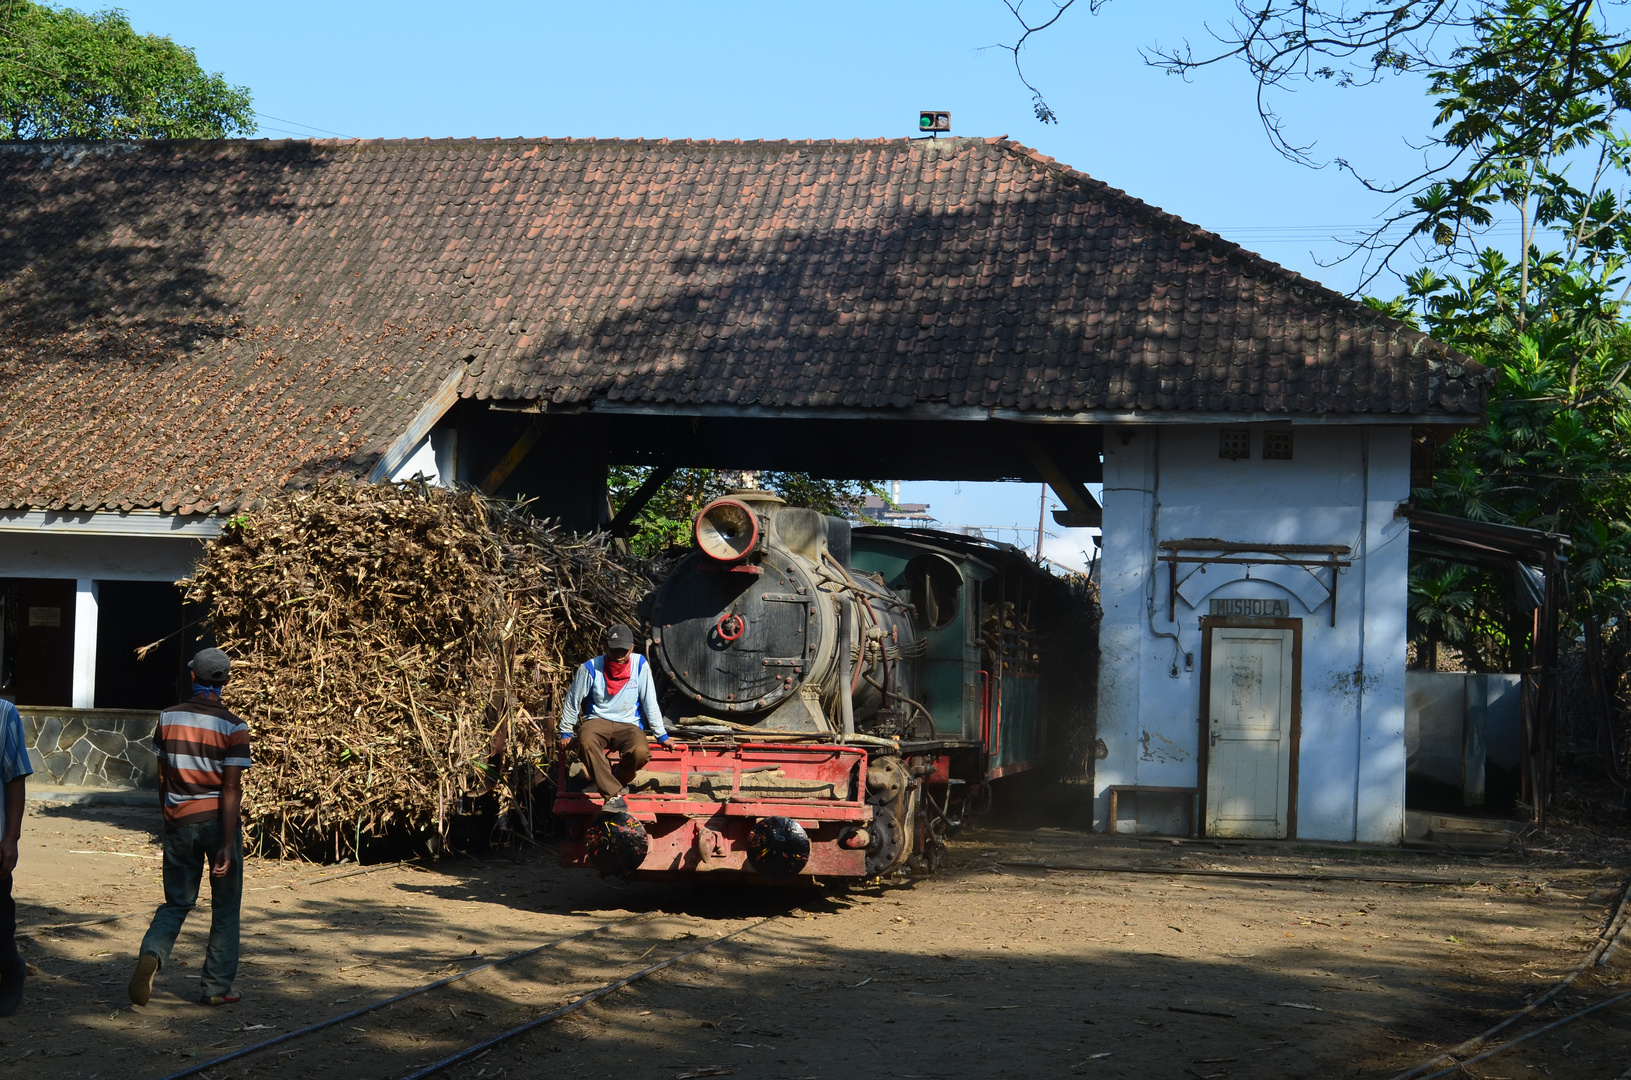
111, 1, 1487, 569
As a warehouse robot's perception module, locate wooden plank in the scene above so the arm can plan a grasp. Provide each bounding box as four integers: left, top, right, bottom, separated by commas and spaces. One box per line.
1159, 538, 1351, 555
364, 367, 465, 483
1011, 429, 1102, 527
481, 416, 552, 494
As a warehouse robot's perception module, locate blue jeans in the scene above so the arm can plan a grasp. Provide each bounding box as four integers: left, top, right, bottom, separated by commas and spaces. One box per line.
138, 820, 242, 998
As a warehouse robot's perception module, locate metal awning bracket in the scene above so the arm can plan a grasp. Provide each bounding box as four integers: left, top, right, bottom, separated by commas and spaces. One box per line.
1158, 539, 1352, 626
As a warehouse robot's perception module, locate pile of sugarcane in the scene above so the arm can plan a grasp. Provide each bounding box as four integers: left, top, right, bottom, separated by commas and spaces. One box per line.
183, 480, 649, 861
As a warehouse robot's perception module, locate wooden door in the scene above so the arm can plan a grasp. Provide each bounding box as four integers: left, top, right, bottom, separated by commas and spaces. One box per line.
1205, 626, 1296, 838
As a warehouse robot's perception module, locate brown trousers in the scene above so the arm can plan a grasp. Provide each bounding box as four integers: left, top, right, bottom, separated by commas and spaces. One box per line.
575, 717, 650, 799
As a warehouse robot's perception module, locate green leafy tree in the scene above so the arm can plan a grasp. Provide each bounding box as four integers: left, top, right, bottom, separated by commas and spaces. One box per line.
1, 1, 255, 139
1409, 564, 1477, 669
608, 468, 886, 560
1380, 6, 1631, 652
1011, 2, 1631, 289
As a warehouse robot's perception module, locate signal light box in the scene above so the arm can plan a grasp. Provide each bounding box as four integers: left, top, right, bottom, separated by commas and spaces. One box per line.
919, 111, 950, 133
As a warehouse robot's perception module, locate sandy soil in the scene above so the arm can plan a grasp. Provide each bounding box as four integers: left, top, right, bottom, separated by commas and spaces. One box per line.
4, 799, 1629, 1080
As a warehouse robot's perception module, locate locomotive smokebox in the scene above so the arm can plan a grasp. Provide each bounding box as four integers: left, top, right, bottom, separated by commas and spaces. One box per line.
649, 491, 922, 735
746, 816, 811, 878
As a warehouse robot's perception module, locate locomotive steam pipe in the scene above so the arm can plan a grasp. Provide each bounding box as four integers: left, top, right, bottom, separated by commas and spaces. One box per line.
837, 600, 856, 744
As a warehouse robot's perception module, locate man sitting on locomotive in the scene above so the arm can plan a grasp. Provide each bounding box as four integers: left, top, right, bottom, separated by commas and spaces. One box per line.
559, 624, 670, 813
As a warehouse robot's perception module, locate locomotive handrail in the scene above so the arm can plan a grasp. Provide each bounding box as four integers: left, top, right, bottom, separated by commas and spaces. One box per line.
978, 669, 990, 737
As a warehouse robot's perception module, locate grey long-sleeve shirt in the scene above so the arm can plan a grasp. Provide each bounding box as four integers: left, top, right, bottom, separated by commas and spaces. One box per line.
559, 653, 667, 739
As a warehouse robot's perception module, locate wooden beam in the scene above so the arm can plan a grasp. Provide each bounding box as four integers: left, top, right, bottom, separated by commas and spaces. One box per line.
607, 463, 679, 537
365, 367, 465, 483
1011, 429, 1102, 528
481, 416, 553, 494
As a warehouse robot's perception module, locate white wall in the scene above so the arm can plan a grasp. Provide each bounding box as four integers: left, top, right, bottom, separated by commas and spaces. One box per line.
387, 427, 458, 486
72, 578, 99, 709
0, 532, 208, 581
1095, 425, 1412, 842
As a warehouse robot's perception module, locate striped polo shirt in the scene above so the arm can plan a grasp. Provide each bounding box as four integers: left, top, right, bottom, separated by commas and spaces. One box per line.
154, 695, 252, 829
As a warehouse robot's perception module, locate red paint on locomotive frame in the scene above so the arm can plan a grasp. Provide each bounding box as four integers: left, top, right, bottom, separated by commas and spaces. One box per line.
555, 742, 871, 879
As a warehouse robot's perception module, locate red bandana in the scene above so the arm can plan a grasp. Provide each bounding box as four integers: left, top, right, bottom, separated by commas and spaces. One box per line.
604, 655, 632, 696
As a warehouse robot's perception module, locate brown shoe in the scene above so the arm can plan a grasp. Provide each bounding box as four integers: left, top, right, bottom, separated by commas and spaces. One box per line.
199, 993, 240, 1006
127, 953, 160, 1007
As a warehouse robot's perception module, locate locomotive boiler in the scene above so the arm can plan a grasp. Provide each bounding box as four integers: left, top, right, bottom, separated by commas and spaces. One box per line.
554, 490, 1078, 881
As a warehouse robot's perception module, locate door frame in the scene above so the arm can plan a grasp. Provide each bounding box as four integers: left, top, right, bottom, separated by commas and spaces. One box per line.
1197, 616, 1303, 839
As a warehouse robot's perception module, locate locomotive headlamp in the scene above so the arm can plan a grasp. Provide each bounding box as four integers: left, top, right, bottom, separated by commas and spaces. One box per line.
694, 498, 759, 561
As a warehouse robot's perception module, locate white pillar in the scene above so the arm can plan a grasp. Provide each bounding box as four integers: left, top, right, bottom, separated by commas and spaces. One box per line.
1355, 429, 1412, 843
1094, 430, 1154, 831
72, 578, 98, 709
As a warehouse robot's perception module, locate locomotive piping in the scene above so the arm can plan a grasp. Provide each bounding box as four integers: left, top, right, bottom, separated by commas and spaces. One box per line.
822, 551, 884, 697
862, 670, 935, 736
837, 600, 856, 743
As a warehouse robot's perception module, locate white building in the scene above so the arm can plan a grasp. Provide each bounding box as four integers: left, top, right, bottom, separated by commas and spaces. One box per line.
1097, 425, 1428, 842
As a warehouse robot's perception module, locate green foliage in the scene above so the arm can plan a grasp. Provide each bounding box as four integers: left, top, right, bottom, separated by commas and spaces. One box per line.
0, 1, 255, 139
1395, 226, 1631, 622
1409, 563, 1476, 669
1406, 2, 1631, 298
607, 467, 886, 560
1347, 2, 1631, 657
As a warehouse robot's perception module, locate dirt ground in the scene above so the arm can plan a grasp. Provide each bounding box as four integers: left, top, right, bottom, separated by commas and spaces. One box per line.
4, 798, 1630, 1080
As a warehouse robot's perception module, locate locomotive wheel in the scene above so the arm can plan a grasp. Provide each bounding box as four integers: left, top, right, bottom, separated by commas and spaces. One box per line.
864, 806, 903, 877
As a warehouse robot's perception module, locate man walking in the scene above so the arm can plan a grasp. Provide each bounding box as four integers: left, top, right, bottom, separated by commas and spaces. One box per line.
129, 648, 251, 1008
0, 695, 32, 1017
560, 624, 669, 813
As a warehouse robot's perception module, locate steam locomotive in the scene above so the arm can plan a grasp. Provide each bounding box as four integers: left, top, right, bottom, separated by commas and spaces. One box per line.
554, 490, 1084, 880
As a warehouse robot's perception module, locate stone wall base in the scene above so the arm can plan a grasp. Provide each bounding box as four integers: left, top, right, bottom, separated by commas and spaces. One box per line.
21, 707, 160, 789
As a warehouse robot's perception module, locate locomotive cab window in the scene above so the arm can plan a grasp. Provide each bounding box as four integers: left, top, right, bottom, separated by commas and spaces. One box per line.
903, 553, 962, 631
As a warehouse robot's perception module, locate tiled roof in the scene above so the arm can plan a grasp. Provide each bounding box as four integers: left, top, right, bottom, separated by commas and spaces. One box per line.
0, 137, 1483, 514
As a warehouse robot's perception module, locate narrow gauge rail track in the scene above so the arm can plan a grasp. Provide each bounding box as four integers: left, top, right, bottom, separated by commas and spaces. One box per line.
153, 911, 780, 1080
1390, 874, 1631, 1080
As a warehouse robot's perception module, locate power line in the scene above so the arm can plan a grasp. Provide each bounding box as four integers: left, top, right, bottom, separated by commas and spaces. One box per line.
254, 124, 322, 140
252, 110, 356, 140
1210, 223, 1539, 245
